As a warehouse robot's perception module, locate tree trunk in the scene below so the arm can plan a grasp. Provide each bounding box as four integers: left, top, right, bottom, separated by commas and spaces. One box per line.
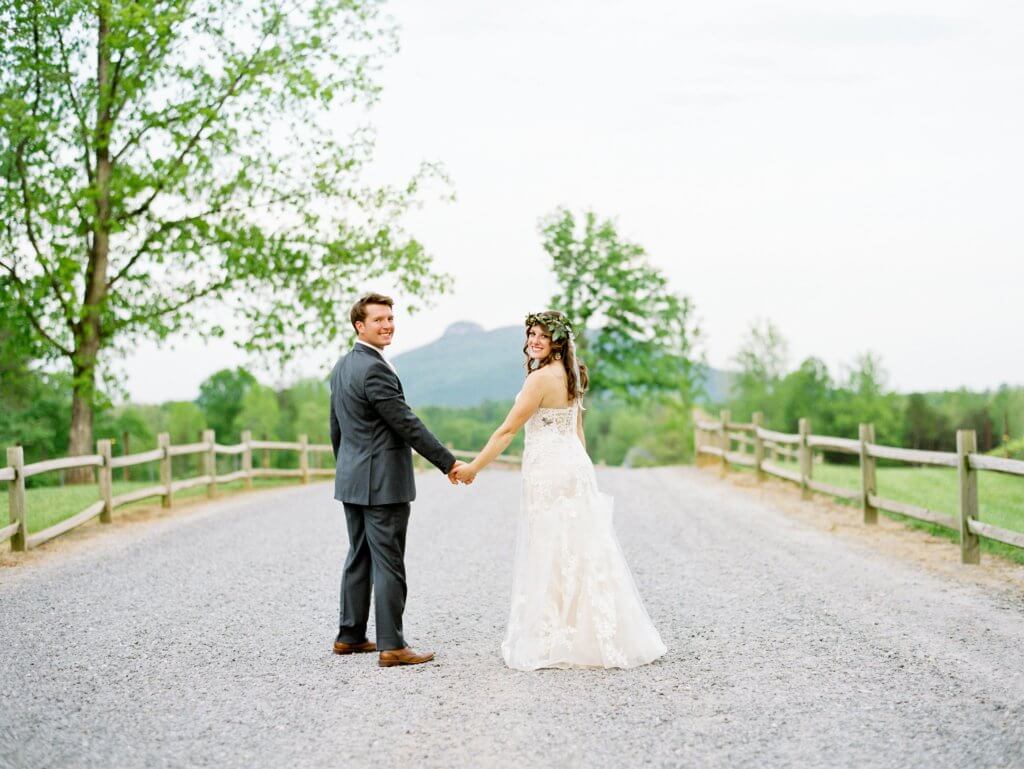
65, 3, 113, 483
66, 350, 97, 483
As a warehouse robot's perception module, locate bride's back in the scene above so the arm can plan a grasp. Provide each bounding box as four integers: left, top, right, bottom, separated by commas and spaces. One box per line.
528, 363, 574, 410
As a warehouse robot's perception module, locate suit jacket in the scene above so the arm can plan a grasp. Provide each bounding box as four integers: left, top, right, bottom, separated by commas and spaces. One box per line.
330, 343, 456, 505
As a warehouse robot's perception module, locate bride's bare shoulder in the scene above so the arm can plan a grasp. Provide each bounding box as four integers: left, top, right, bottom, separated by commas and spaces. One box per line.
530, 365, 570, 405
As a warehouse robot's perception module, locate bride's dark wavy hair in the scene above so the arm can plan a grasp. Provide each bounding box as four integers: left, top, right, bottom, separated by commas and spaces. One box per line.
523, 311, 589, 400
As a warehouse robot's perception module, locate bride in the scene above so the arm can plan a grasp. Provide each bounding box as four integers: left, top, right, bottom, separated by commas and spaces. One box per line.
453, 311, 666, 670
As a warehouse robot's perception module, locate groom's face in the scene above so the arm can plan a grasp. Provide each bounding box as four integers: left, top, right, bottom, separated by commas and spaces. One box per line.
356, 304, 395, 348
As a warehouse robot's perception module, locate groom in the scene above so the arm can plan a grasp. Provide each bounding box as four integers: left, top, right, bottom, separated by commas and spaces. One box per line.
329, 292, 464, 667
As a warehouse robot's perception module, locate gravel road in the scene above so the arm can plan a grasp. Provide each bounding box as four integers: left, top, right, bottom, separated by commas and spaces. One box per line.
1, 466, 1022, 769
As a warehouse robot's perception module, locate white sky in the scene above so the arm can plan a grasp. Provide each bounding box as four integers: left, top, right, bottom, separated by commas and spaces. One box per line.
122, 0, 1023, 402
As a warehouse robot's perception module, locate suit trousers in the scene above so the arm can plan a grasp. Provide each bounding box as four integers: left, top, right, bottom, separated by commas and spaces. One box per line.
338, 501, 411, 651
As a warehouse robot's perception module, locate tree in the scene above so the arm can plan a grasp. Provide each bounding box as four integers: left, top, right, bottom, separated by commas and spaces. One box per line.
0, 0, 450, 478
279, 378, 329, 442
777, 356, 833, 434
196, 367, 257, 442
730, 318, 789, 421
902, 393, 952, 451
831, 352, 901, 442
164, 401, 206, 444
540, 208, 701, 402
238, 383, 280, 441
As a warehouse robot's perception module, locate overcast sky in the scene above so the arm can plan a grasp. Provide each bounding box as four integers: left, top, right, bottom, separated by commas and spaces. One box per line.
123, 0, 1022, 402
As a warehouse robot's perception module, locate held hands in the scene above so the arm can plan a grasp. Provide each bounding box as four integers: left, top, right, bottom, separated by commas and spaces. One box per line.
447, 459, 477, 486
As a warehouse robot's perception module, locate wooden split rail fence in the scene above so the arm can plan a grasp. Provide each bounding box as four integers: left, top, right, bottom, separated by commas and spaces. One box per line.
2, 430, 335, 552
694, 410, 1024, 564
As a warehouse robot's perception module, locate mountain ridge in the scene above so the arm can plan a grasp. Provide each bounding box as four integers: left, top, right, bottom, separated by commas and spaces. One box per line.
392, 322, 732, 407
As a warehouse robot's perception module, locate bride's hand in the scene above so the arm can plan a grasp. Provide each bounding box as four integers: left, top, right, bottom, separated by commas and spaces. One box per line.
454, 463, 477, 485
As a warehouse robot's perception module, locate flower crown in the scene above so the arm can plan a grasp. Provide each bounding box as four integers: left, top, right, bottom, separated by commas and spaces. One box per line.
525, 311, 574, 343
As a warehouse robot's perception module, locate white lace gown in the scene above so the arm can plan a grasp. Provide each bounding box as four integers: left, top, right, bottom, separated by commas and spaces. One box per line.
501, 398, 667, 670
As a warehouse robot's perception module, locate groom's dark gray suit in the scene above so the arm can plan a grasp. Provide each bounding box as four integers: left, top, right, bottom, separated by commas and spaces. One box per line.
329, 341, 456, 650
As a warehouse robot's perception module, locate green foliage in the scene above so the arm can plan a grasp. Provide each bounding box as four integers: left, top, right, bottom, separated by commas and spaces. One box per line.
524, 311, 574, 342
417, 401, 524, 456
0, 0, 450, 456
902, 393, 952, 451
990, 436, 1024, 460
540, 208, 701, 404
164, 401, 206, 444
729, 318, 788, 421
196, 368, 257, 442
727, 322, 915, 449
238, 384, 280, 440
581, 398, 693, 466
278, 378, 330, 443
0, 371, 71, 465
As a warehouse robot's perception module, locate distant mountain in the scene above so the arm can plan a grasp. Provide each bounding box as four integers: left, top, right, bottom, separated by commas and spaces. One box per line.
394, 321, 733, 407
393, 322, 526, 407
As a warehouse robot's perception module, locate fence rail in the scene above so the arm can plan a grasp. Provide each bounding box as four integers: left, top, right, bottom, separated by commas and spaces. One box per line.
694, 410, 1024, 565
3, 434, 523, 554
2, 430, 337, 553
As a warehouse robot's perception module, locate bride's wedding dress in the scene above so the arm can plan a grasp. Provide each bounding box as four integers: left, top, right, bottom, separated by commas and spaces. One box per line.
501, 396, 667, 670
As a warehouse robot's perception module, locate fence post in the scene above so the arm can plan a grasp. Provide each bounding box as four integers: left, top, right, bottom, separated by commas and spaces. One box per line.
7, 446, 27, 552
798, 417, 812, 500
752, 412, 764, 482
859, 423, 877, 524
719, 409, 730, 477
158, 432, 172, 508
98, 439, 113, 523
121, 431, 131, 482
204, 429, 217, 498
299, 434, 310, 484
957, 429, 980, 565
242, 430, 253, 489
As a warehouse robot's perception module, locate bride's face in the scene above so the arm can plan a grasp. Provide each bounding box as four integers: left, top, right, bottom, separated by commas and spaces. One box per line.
526, 325, 552, 360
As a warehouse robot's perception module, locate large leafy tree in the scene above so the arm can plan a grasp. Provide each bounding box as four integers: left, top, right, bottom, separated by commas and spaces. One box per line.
0, 0, 449, 476
540, 208, 701, 403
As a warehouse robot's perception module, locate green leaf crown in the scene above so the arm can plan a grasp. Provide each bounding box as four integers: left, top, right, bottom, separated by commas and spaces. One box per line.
525, 311, 574, 343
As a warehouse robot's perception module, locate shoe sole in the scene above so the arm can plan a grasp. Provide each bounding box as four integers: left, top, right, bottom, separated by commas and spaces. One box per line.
378, 656, 435, 667
333, 645, 376, 655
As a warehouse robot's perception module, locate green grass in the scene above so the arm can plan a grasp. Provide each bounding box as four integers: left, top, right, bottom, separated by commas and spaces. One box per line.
0, 477, 301, 535
762, 458, 1024, 564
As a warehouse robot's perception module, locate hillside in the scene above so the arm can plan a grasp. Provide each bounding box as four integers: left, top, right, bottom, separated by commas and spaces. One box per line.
393, 322, 732, 407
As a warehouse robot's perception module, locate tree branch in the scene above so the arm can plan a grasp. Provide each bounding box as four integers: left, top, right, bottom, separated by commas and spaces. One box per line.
14, 142, 78, 327
0, 260, 74, 356
109, 278, 231, 335
120, 38, 271, 221
54, 25, 95, 185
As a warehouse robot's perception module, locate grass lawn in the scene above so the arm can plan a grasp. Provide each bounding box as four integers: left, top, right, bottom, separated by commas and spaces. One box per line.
761, 458, 1024, 564
1, 477, 304, 536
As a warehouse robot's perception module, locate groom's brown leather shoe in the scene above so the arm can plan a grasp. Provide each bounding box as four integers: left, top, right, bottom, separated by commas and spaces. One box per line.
378, 647, 435, 667
333, 639, 377, 655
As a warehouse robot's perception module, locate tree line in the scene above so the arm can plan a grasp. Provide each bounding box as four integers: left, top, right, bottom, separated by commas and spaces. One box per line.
723, 319, 1022, 458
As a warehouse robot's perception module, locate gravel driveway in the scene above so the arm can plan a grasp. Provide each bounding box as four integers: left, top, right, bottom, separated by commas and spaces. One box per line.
0, 466, 1021, 769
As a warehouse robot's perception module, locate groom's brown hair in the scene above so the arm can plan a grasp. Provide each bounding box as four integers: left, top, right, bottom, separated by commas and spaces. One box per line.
350, 292, 394, 332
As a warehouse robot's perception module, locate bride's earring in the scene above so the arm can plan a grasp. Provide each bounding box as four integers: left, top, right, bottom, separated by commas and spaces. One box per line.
554, 353, 562, 360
